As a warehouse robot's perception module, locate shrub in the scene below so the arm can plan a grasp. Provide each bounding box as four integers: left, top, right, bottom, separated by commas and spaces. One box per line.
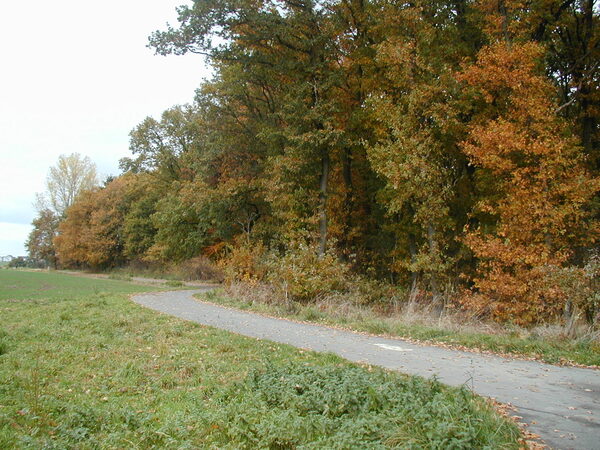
219, 241, 268, 284
460, 260, 599, 327
265, 242, 350, 302
352, 276, 406, 307
173, 256, 224, 282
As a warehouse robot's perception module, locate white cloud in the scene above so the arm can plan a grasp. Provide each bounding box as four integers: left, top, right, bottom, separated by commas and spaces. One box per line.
0, 0, 210, 252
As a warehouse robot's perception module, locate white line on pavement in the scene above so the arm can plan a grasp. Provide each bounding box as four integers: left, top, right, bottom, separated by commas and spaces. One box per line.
374, 343, 413, 352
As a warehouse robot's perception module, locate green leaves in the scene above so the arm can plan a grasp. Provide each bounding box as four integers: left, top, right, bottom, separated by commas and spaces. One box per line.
199, 362, 521, 448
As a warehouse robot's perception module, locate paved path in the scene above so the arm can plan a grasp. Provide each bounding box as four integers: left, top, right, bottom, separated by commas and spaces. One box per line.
133, 288, 600, 449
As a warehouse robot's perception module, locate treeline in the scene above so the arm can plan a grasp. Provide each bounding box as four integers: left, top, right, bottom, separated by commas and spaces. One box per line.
47, 0, 599, 325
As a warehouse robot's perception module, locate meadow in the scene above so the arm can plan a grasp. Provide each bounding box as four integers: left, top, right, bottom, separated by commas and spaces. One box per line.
0, 270, 521, 448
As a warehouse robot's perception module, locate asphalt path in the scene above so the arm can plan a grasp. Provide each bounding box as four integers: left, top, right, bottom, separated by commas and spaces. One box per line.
132, 288, 600, 449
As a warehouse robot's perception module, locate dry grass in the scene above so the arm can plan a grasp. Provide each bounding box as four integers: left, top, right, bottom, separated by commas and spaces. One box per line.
226, 282, 506, 335
206, 281, 600, 366
108, 256, 224, 283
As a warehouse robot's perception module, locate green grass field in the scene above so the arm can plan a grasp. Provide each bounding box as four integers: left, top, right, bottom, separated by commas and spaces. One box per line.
0, 271, 521, 448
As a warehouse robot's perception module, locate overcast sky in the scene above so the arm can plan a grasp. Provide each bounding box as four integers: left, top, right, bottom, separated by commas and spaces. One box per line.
0, 0, 210, 256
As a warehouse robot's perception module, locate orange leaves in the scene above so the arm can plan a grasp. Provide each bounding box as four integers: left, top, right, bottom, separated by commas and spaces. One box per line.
463, 120, 523, 172
459, 40, 600, 324
54, 175, 148, 269
461, 41, 543, 87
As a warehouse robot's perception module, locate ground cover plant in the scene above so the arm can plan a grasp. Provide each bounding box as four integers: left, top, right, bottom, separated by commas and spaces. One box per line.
198, 284, 600, 367
0, 271, 522, 448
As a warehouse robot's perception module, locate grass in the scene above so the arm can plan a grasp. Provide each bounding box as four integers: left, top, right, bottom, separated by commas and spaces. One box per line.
106, 266, 183, 281
0, 270, 522, 448
103, 257, 223, 283
197, 284, 600, 367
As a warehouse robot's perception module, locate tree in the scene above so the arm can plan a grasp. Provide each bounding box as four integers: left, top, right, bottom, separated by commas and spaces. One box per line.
119, 105, 202, 181
8, 257, 28, 268
366, 1, 480, 297
121, 173, 165, 260
54, 177, 131, 269
524, 0, 600, 163
26, 209, 59, 268
46, 0, 599, 324
458, 16, 600, 323
28, 153, 98, 268
150, 0, 347, 255
39, 153, 98, 217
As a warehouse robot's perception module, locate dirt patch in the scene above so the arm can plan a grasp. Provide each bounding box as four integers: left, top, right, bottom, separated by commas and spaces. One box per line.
1, 298, 45, 304
38, 283, 55, 291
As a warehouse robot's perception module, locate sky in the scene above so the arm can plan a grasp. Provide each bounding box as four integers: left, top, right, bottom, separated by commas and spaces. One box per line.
0, 0, 211, 256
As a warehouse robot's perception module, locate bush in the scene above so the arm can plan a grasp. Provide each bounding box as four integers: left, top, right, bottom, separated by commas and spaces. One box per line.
352, 277, 406, 307
173, 256, 224, 282
8, 257, 27, 268
538, 266, 589, 314
219, 241, 268, 284
265, 242, 350, 302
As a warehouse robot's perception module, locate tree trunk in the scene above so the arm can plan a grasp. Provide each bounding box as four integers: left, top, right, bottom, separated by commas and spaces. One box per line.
318, 152, 330, 256
427, 223, 441, 305
581, 0, 595, 158
408, 232, 418, 292
342, 147, 354, 246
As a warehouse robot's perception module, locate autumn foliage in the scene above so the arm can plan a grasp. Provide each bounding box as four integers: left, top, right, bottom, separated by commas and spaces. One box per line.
46, 0, 600, 326
459, 41, 599, 323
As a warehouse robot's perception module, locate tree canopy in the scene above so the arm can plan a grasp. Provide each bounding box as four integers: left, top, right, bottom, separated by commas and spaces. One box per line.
49, 0, 600, 325
40, 153, 99, 217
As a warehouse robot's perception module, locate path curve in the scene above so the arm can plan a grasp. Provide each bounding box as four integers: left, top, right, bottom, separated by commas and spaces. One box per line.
133, 288, 599, 449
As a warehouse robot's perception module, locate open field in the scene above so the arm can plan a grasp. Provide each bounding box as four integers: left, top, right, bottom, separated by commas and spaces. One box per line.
0, 271, 521, 448
199, 284, 600, 368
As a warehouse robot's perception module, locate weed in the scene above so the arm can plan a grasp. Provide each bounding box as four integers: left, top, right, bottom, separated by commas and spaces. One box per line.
201, 363, 521, 448
0, 329, 8, 356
